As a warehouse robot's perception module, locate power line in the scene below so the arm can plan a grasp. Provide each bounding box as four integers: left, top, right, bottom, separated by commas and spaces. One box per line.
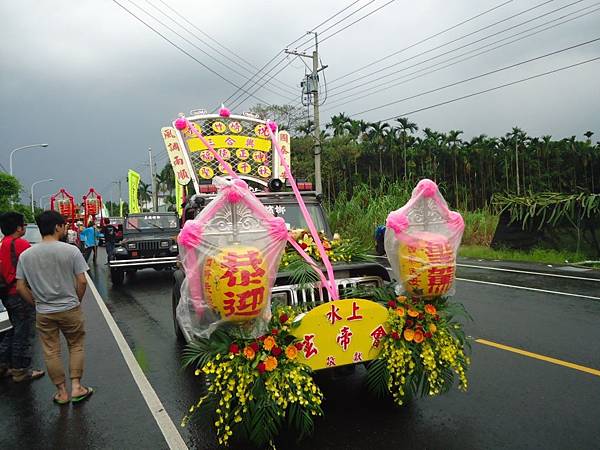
229, 0, 399, 110
125, 0, 296, 102
329, 0, 514, 84
328, 0, 561, 92
223, 0, 370, 109
151, 0, 299, 95
377, 55, 600, 122
323, 2, 600, 111
111, 0, 273, 105
347, 36, 600, 117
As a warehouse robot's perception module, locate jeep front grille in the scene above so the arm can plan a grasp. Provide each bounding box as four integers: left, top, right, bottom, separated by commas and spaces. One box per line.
138, 241, 160, 252
271, 276, 384, 309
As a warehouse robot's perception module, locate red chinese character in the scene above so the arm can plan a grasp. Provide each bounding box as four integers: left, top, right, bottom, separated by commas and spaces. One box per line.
239, 162, 250, 173
167, 142, 181, 152
173, 156, 184, 166
230, 122, 242, 133
223, 287, 265, 317
177, 169, 190, 181
218, 250, 265, 287
353, 352, 363, 362
163, 129, 175, 139
336, 326, 352, 351
425, 242, 453, 264
238, 149, 248, 159
370, 325, 387, 348
303, 334, 318, 359
245, 138, 255, 148
326, 356, 336, 367
326, 304, 342, 325
200, 168, 212, 178
346, 301, 363, 321
427, 266, 455, 294
279, 133, 289, 143
214, 122, 225, 131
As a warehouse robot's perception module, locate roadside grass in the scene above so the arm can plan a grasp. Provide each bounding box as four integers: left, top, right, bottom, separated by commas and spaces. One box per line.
459, 245, 587, 265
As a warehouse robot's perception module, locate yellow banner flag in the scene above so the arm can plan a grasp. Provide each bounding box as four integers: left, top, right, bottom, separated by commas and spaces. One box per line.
128, 169, 140, 213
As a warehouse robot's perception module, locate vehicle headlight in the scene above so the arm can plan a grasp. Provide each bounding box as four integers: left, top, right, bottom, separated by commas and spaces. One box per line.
160, 241, 170, 248
115, 247, 127, 253
170, 244, 178, 252
127, 243, 136, 250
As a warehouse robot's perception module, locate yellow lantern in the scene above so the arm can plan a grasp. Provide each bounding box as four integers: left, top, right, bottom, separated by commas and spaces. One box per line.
399, 231, 455, 297
203, 245, 270, 322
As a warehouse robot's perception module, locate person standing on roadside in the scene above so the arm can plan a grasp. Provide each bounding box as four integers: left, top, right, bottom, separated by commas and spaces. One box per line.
79, 221, 96, 263
16, 211, 93, 405
0, 212, 45, 382
100, 218, 117, 264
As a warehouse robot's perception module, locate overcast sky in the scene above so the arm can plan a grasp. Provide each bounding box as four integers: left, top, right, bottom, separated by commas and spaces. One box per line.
1, 0, 599, 205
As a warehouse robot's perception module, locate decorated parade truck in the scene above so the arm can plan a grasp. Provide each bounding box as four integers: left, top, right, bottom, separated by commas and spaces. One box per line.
163, 107, 470, 448
162, 109, 390, 342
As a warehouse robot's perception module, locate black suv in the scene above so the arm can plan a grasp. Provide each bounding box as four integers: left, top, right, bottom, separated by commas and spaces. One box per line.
109, 212, 180, 285
172, 191, 390, 342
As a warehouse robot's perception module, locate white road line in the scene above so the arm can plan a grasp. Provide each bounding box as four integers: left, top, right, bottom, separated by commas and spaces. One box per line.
457, 263, 600, 282
85, 274, 188, 450
456, 277, 600, 301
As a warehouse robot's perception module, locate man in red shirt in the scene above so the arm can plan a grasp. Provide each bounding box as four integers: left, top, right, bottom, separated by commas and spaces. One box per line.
0, 212, 44, 382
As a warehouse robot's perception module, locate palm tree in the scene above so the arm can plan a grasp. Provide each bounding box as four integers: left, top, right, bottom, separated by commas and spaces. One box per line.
138, 181, 151, 211
445, 130, 463, 207
395, 117, 418, 181
327, 113, 351, 137
366, 121, 391, 174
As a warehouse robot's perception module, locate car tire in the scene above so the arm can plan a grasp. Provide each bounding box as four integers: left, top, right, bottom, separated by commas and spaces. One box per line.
111, 268, 124, 285
172, 289, 186, 343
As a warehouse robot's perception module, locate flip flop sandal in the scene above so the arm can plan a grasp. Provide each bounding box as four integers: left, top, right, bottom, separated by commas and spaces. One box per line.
53, 395, 70, 405
12, 369, 45, 382
72, 387, 94, 403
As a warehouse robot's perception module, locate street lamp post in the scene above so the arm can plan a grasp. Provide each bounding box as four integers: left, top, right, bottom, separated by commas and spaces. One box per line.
31, 179, 54, 214
39, 194, 52, 210
9, 143, 49, 176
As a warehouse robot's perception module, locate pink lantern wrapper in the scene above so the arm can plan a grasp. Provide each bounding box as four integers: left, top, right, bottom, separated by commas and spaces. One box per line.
384, 179, 464, 298
176, 176, 288, 339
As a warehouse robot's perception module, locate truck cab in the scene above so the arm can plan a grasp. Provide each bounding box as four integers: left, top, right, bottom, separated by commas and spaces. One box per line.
109, 212, 180, 285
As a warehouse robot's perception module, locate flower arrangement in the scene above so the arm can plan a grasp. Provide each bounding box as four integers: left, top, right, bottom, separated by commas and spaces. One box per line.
181, 305, 323, 448
354, 284, 470, 406
281, 229, 370, 266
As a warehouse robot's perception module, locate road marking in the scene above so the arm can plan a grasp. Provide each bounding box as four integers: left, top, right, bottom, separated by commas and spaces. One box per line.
86, 274, 188, 450
476, 338, 600, 378
457, 263, 600, 282
456, 277, 600, 301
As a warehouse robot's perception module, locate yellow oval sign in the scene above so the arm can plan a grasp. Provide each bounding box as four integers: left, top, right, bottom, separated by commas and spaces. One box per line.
228, 121, 243, 133
291, 299, 389, 370
236, 148, 250, 160
198, 166, 214, 179
212, 121, 227, 133
237, 162, 252, 174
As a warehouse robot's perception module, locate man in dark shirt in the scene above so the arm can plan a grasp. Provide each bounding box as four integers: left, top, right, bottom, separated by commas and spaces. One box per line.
100, 218, 117, 264
0, 212, 44, 382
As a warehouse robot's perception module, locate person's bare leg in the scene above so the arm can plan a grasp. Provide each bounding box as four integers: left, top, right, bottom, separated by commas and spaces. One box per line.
55, 382, 69, 402
71, 377, 88, 397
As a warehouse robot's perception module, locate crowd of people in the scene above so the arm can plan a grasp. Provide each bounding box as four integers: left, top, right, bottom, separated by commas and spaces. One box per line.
0, 211, 119, 404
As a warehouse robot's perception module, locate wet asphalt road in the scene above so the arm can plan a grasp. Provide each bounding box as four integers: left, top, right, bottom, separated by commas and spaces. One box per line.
2, 250, 600, 449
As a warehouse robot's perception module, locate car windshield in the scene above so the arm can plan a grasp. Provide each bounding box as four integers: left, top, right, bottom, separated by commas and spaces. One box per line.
125, 215, 178, 231
265, 204, 328, 235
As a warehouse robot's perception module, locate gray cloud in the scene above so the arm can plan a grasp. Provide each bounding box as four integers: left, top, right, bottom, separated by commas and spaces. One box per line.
2, 0, 599, 204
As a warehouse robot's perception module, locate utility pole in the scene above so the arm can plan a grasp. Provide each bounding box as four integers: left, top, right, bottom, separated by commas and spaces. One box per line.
285, 32, 327, 194
149, 147, 158, 212
515, 139, 520, 196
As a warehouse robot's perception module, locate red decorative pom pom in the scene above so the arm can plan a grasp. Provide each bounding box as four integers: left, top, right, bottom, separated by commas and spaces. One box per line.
219, 105, 231, 117
174, 117, 187, 130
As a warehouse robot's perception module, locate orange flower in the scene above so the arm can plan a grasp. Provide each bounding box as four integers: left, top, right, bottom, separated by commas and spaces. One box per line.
396, 307, 405, 317
403, 328, 415, 342
285, 345, 298, 360
263, 336, 276, 351
428, 323, 437, 333
413, 329, 424, 343
264, 356, 278, 372
408, 309, 419, 318
243, 346, 256, 360
396, 295, 407, 303
424, 304, 437, 315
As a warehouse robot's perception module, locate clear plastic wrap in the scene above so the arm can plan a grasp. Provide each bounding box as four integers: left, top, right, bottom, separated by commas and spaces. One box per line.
177, 177, 288, 338
384, 179, 465, 298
